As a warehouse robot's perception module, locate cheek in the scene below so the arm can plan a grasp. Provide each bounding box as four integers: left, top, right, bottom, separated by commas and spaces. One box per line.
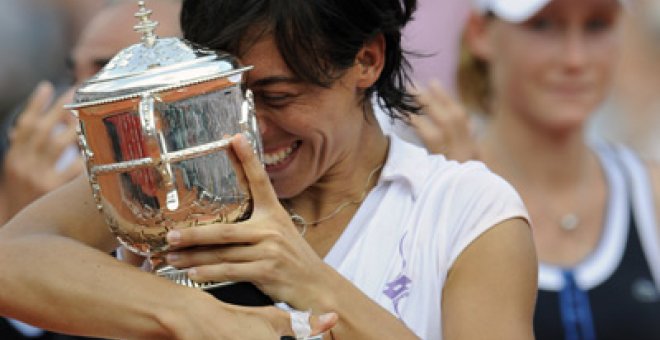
584, 38, 621, 101
490, 56, 541, 102
593, 50, 618, 85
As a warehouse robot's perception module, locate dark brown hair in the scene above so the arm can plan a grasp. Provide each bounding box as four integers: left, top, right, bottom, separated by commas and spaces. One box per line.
180, 0, 421, 120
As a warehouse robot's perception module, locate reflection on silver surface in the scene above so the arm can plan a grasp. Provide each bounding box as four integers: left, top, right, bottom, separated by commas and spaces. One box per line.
70, 2, 263, 291
75, 80, 260, 261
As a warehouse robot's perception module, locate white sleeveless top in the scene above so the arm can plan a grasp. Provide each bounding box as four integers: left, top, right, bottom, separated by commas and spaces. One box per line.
324, 135, 529, 339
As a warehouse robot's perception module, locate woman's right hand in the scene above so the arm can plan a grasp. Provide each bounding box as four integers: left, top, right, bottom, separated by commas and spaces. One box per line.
410, 80, 478, 162
173, 295, 337, 340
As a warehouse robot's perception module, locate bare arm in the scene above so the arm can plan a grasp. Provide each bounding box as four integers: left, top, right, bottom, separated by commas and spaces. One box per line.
166, 135, 421, 339
0, 175, 336, 339
442, 218, 537, 340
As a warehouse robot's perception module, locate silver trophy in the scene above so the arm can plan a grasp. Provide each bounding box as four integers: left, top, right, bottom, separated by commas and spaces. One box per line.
66, 1, 268, 304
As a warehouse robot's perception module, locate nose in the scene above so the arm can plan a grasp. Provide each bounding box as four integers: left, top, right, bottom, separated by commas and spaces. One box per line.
562, 27, 588, 71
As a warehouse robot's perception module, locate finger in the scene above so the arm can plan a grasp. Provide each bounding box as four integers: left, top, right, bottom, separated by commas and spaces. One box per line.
226, 139, 250, 196
406, 82, 421, 97
411, 90, 443, 126
426, 79, 454, 108
427, 80, 467, 126
186, 259, 266, 283
45, 88, 76, 123
166, 242, 272, 268
231, 133, 279, 206
409, 115, 447, 155
43, 139, 77, 166
43, 122, 79, 164
308, 311, 338, 337
21, 81, 55, 119
30, 89, 76, 151
418, 89, 450, 126
412, 87, 432, 108
243, 306, 337, 338
424, 80, 471, 146
11, 82, 55, 143
166, 222, 269, 249
414, 88, 454, 135
269, 307, 338, 338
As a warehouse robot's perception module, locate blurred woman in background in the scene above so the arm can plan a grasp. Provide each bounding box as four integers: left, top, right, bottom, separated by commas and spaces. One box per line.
412, 0, 660, 339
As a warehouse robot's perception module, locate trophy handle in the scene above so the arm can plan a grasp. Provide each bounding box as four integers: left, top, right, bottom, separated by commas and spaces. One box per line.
86, 88, 259, 179
240, 89, 263, 161
75, 118, 105, 212
138, 93, 180, 211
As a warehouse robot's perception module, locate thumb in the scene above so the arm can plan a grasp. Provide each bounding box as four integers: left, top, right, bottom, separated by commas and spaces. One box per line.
268, 307, 338, 338
309, 312, 338, 336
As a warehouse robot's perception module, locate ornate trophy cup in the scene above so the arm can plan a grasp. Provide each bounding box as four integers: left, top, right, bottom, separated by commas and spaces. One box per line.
66, 1, 272, 306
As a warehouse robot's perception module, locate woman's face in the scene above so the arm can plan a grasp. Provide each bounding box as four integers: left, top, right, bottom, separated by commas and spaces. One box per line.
240, 35, 370, 198
482, 0, 622, 130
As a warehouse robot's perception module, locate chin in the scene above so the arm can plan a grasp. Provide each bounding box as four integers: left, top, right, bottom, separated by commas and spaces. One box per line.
538, 98, 596, 123
541, 115, 589, 136
270, 178, 305, 199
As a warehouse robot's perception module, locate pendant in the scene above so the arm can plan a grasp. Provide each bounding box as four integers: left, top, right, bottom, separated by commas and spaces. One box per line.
560, 213, 579, 231
290, 213, 306, 226
289, 213, 308, 236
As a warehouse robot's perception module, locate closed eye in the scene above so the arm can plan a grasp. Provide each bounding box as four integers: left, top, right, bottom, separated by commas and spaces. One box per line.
585, 17, 613, 33
526, 17, 554, 32
260, 92, 297, 107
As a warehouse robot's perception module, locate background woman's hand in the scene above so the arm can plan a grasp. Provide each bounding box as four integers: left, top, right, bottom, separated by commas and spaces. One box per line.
2, 82, 83, 219
410, 80, 478, 162
165, 134, 334, 309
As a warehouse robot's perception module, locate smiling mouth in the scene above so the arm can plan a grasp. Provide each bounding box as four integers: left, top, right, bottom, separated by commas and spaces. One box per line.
263, 141, 302, 167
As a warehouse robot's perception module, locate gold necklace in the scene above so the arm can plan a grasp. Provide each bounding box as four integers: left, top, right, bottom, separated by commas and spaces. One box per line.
285, 162, 384, 236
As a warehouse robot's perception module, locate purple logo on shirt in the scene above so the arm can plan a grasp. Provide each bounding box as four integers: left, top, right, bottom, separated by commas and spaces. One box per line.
383, 232, 411, 318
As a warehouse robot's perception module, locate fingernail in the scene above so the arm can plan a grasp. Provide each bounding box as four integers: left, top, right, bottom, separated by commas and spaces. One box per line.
33, 81, 51, 97
36, 81, 47, 90
187, 268, 198, 280
166, 230, 181, 245
319, 312, 337, 324
237, 133, 249, 147
166, 253, 179, 263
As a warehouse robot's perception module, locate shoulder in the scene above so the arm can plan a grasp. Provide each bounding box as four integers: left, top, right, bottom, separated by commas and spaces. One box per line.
386, 134, 519, 199
643, 158, 660, 197
385, 135, 529, 248
442, 217, 537, 339
595, 142, 660, 237
423, 158, 524, 211
599, 142, 659, 206
384, 135, 526, 218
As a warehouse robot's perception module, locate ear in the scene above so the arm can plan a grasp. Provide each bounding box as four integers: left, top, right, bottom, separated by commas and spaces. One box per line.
464, 12, 494, 62
354, 34, 386, 89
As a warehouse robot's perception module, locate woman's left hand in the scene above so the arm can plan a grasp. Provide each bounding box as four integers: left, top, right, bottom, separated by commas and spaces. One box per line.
164, 134, 333, 309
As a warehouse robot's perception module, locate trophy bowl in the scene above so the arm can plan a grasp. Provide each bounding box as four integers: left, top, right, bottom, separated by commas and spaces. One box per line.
66, 1, 271, 306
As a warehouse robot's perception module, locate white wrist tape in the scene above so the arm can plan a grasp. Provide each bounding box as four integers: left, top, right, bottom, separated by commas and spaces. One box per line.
290, 309, 312, 339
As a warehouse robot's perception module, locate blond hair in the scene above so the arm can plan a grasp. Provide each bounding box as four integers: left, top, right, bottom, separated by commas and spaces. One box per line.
457, 36, 491, 114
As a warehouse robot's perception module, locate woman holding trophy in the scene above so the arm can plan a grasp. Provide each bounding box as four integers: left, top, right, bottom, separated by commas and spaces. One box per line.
0, 0, 537, 338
